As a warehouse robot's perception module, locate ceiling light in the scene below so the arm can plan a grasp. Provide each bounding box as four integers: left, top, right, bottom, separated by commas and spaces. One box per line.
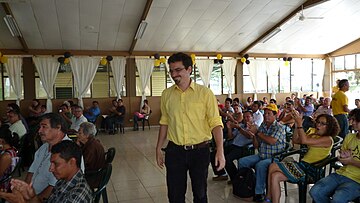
134, 20, 148, 40
261, 27, 281, 43
3, 15, 22, 37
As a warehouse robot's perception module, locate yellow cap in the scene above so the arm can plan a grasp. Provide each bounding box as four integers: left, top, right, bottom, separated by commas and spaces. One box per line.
264, 103, 278, 113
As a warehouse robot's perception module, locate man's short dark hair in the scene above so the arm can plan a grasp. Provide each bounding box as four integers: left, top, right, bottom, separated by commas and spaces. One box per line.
225, 97, 232, 104
51, 140, 81, 168
168, 52, 193, 70
39, 113, 68, 134
253, 101, 262, 107
338, 79, 348, 88
233, 98, 240, 103
93, 101, 99, 105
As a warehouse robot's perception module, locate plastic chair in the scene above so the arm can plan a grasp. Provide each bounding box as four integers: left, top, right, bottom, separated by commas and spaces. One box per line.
328, 136, 343, 175
277, 148, 332, 203
139, 110, 152, 131
114, 120, 125, 134
105, 147, 116, 164
90, 163, 113, 203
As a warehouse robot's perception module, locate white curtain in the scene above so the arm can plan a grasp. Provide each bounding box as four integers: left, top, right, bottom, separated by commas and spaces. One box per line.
110, 57, 126, 100
248, 60, 266, 101
70, 56, 100, 108
313, 59, 326, 97
135, 58, 154, 107
5, 57, 23, 106
196, 59, 213, 87
33, 56, 59, 112
265, 59, 280, 100
222, 59, 237, 98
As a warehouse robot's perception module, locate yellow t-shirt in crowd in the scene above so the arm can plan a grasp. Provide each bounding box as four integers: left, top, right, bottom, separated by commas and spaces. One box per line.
337, 133, 360, 184
302, 128, 333, 164
159, 81, 223, 145
331, 90, 348, 115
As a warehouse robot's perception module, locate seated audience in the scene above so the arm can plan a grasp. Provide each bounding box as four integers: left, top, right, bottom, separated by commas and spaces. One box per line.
0, 127, 19, 191
25, 113, 74, 200
225, 110, 259, 181
312, 97, 332, 119
263, 97, 269, 106
310, 108, 360, 203
244, 96, 253, 110
278, 100, 295, 131
251, 101, 264, 127
220, 98, 234, 122
266, 113, 340, 203
133, 99, 151, 131
27, 99, 42, 124
106, 99, 126, 134
77, 122, 105, 188
84, 101, 101, 123
355, 99, 360, 109
59, 103, 73, 129
7, 110, 27, 139
238, 104, 286, 202
227, 104, 243, 124
0, 140, 92, 203
69, 105, 88, 133
39, 105, 47, 116
6, 103, 29, 132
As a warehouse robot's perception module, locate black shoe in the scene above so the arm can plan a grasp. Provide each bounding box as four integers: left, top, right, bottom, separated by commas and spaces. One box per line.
253, 194, 264, 202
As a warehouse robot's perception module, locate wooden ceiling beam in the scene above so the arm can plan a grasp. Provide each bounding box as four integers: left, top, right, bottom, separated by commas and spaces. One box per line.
1, 3, 29, 52
128, 0, 153, 55
239, 0, 329, 56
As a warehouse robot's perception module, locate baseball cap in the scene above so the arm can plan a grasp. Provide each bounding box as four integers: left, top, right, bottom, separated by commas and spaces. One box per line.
264, 103, 278, 113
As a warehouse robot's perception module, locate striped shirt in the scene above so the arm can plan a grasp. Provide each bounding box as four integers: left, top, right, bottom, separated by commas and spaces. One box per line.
46, 170, 93, 203
258, 120, 286, 159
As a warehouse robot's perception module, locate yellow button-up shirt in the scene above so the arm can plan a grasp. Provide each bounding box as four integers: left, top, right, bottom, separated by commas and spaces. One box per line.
331, 90, 348, 115
159, 81, 223, 145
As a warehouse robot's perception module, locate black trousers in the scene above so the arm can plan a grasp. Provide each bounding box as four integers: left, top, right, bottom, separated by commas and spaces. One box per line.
165, 142, 210, 203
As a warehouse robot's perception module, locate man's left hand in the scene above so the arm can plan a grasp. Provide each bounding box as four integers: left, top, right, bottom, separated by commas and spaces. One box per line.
215, 151, 225, 171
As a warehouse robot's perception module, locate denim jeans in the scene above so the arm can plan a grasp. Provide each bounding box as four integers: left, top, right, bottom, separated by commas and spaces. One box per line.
165, 142, 210, 203
309, 173, 360, 203
238, 154, 272, 194
334, 114, 349, 138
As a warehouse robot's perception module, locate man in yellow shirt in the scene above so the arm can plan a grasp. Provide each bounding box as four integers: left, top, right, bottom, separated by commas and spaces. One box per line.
331, 79, 350, 138
156, 52, 225, 202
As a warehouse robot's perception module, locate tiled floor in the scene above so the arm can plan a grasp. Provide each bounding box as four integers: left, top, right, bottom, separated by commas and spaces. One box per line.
97, 127, 313, 203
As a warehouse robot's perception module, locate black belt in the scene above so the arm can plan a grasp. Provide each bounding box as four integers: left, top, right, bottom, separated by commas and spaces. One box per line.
168, 141, 210, 150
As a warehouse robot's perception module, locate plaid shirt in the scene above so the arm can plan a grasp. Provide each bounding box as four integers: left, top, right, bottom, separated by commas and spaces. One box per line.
46, 170, 93, 203
258, 120, 286, 159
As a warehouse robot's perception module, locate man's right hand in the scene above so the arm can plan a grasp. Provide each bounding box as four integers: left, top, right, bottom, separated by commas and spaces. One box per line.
156, 149, 164, 169
10, 179, 36, 201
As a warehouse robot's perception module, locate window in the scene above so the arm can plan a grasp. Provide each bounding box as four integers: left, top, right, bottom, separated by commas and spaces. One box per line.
332, 53, 360, 109
3, 65, 24, 100
291, 58, 312, 92
279, 61, 290, 93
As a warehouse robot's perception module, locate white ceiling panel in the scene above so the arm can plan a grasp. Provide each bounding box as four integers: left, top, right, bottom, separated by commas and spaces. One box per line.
30, 0, 62, 49
98, 0, 126, 50
56, 0, 81, 50
10, 1, 44, 49
0, 0, 360, 55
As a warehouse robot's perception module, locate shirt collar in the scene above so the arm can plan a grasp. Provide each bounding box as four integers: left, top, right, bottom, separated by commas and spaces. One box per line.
174, 80, 195, 92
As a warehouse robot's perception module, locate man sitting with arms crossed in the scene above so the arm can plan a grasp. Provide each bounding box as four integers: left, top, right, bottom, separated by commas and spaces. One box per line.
0, 140, 93, 203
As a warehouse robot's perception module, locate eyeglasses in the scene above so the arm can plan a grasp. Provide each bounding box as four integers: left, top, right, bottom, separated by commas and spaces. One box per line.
315, 121, 327, 126
169, 67, 186, 74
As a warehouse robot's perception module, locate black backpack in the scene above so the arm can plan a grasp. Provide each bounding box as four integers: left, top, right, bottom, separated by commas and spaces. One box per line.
232, 167, 256, 198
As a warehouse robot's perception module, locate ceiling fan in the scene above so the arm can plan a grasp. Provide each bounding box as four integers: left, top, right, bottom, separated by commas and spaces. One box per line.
297, 5, 324, 21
